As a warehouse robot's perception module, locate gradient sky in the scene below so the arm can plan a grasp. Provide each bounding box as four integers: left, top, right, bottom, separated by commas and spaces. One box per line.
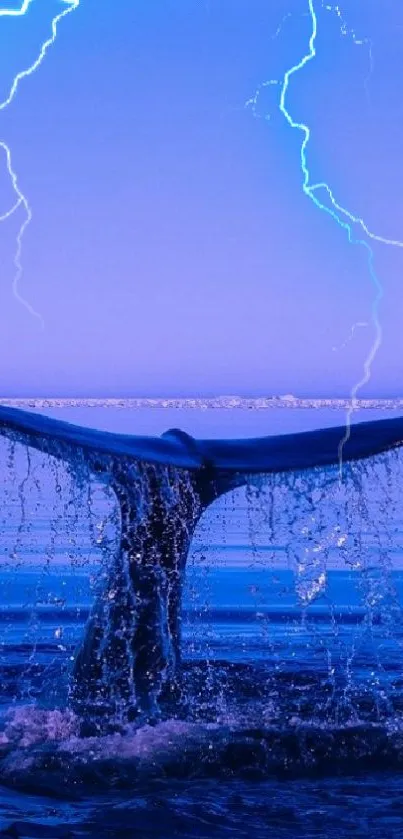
0, 0, 403, 397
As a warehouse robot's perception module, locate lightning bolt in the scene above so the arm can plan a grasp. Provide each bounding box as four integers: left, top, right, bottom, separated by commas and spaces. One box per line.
324, 2, 374, 107
251, 0, 403, 476
332, 321, 368, 353
0, 0, 80, 326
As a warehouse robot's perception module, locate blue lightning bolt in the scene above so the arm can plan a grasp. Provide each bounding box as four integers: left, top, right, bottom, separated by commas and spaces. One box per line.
332, 321, 368, 353
264, 0, 403, 474
324, 2, 374, 107
0, 0, 79, 325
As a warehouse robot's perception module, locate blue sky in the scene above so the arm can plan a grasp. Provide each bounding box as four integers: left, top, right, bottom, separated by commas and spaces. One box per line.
0, 0, 402, 397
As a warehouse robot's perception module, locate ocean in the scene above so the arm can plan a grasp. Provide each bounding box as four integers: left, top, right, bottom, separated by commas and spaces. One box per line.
1, 405, 403, 838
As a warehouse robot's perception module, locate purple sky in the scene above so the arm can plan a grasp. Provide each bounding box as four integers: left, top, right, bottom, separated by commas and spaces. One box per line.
0, 0, 403, 397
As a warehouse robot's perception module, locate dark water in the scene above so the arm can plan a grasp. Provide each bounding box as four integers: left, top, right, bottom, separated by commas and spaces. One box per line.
1, 567, 403, 838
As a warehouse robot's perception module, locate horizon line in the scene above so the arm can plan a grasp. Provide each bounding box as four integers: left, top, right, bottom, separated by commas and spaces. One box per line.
1, 396, 403, 404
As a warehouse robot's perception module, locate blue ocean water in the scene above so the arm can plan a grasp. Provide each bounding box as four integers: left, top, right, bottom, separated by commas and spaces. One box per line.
1, 406, 403, 838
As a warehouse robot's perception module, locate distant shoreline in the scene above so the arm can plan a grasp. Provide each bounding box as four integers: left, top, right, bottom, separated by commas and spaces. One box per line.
0, 397, 402, 410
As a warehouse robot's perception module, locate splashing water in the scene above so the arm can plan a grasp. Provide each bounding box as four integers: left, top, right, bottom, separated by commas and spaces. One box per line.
0, 428, 402, 773
0, 424, 403, 836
